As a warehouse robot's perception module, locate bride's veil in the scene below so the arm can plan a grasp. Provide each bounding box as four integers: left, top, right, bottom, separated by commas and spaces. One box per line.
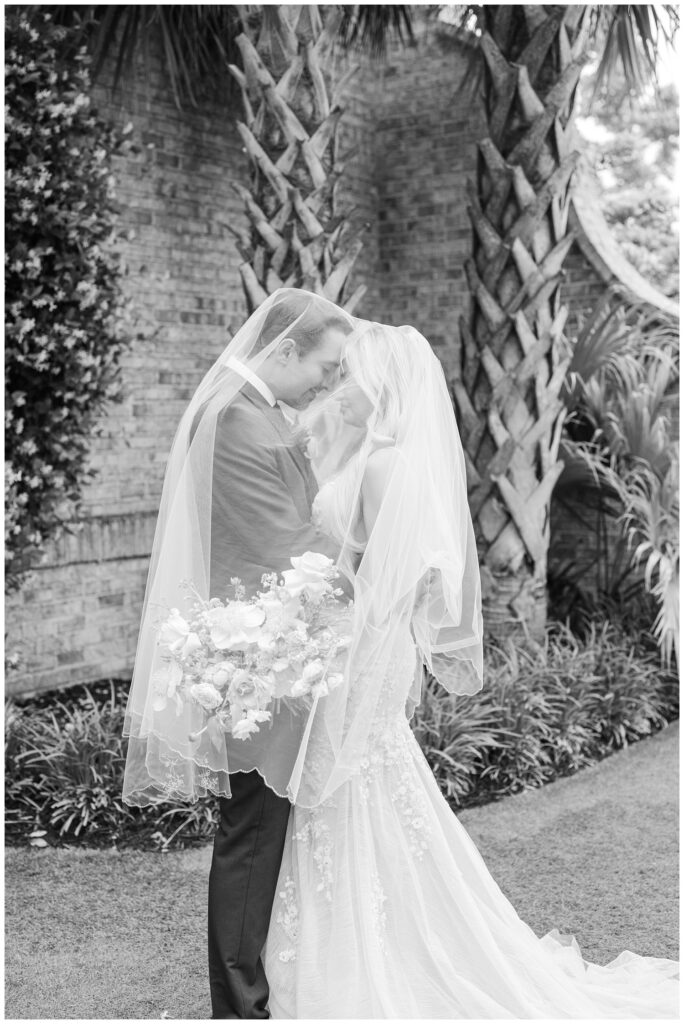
290, 322, 484, 806
123, 294, 483, 810
122, 288, 358, 806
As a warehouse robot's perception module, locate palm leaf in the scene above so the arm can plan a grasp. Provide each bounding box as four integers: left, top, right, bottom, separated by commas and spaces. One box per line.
593, 4, 680, 100
51, 4, 246, 108
337, 4, 415, 55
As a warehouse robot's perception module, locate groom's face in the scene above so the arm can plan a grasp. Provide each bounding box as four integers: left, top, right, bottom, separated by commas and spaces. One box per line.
279, 327, 348, 409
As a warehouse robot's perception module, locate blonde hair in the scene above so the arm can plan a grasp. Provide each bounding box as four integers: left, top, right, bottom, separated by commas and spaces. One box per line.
342, 323, 418, 441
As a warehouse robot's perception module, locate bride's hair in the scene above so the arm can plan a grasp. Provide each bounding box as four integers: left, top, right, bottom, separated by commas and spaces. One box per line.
342, 323, 421, 441
316, 324, 426, 548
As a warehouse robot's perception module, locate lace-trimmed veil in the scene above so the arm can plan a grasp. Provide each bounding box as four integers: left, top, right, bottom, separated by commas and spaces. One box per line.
122, 288, 357, 806
291, 321, 484, 806
123, 292, 483, 809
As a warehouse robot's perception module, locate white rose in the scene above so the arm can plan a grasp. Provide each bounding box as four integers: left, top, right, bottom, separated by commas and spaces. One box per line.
158, 608, 191, 652
279, 568, 308, 599
207, 602, 266, 650
291, 551, 334, 576
311, 680, 330, 698
189, 681, 223, 711
281, 551, 336, 602
281, 569, 330, 602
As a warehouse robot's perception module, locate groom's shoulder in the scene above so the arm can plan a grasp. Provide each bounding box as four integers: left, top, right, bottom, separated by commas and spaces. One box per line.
216, 390, 274, 444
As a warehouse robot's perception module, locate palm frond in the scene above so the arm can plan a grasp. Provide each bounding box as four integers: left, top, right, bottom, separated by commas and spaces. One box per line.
51, 4, 245, 108
593, 4, 680, 100
336, 4, 415, 55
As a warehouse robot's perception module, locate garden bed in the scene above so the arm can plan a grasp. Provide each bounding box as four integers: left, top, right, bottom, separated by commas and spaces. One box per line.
5, 621, 678, 851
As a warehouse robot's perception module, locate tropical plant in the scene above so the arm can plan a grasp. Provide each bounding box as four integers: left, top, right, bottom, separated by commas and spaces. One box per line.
225, 5, 367, 312
415, 621, 677, 809
5, 8, 131, 589
50, 5, 414, 107
443, 4, 678, 640
554, 291, 679, 663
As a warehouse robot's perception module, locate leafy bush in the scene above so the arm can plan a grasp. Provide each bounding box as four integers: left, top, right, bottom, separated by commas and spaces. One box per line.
413, 622, 677, 810
5, 680, 218, 849
5, 9, 131, 590
6, 623, 677, 848
556, 294, 679, 662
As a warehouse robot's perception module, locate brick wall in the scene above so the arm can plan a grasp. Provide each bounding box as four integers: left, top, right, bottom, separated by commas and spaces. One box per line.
6, 38, 250, 696
7, 18, 662, 696
5, 29, 385, 697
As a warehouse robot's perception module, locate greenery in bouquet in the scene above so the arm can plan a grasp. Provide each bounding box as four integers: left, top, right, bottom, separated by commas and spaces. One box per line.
151, 553, 350, 746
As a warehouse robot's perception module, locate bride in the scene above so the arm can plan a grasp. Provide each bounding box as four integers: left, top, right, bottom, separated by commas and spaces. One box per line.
262, 317, 678, 1018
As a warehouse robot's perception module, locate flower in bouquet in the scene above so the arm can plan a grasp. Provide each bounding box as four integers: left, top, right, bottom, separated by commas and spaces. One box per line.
232, 708, 272, 740
207, 602, 266, 650
281, 551, 338, 601
259, 588, 302, 635
158, 608, 203, 658
152, 552, 350, 744
189, 680, 223, 711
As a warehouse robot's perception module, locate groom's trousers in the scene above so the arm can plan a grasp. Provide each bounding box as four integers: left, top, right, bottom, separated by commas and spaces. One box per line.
208, 769, 291, 1019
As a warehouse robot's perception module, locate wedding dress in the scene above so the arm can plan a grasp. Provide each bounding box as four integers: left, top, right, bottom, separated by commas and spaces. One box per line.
262, 473, 679, 1020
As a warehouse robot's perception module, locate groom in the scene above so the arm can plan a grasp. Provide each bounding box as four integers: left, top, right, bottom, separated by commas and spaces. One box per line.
207, 296, 350, 1019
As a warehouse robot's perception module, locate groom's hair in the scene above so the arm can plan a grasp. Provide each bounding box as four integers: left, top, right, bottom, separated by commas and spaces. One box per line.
255, 293, 351, 356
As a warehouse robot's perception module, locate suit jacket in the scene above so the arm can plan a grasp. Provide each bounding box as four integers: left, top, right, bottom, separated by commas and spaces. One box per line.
209, 383, 335, 599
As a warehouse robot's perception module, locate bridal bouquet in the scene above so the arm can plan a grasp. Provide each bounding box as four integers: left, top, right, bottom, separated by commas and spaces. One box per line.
151, 552, 350, 745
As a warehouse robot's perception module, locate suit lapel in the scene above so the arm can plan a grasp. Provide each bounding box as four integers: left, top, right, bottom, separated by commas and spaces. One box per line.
241, 384, 318, 502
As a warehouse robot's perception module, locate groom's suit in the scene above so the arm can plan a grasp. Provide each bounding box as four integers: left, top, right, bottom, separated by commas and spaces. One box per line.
207, 380, 334, 1019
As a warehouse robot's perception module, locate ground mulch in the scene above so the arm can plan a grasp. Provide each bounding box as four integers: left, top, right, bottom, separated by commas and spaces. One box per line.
4, 723, 678, 1020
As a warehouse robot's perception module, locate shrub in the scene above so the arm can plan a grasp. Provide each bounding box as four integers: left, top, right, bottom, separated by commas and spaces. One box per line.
414, 621, 677, 810
5, 681, 218, 849
557, 294, 679, 664
5, 9, 131, 590
5, 623, 678, 848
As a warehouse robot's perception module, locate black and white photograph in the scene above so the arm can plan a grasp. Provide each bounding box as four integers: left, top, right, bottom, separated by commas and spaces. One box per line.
5, 2, 680, 1019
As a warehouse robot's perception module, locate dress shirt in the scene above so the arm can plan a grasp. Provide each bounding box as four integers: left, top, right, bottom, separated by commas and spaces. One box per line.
225, 356, 277, 408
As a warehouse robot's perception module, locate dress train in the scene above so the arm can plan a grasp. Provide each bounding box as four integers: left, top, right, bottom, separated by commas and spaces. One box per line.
263, 638, 678, 1019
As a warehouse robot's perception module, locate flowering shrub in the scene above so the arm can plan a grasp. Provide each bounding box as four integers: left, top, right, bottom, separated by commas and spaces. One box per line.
153, 553, 349, 744
5, 9, 130, 590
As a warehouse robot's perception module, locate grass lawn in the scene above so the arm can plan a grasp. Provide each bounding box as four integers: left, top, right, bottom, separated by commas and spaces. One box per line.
5, 723, 678, 1020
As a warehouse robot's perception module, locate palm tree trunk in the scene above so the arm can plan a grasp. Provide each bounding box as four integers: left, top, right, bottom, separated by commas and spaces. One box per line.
455, 5, 592, 639
228, 5, 365, 314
